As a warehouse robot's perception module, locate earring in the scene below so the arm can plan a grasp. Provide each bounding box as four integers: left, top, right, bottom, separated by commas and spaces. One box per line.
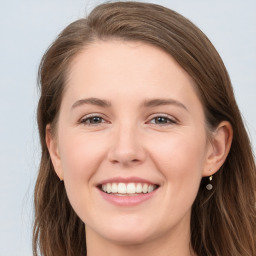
206, 175, 213, 190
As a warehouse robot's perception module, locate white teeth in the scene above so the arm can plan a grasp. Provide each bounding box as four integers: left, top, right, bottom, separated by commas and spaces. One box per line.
118, 183, 126, 194
101, 182, 157, 194
107, 183, 112, 194
102, 184, 107, 192
142, 184, 148, 193
136, 183, 143, 193
148, 184, 154, 193
126, 183, 136, 193
112, 183, 118, 193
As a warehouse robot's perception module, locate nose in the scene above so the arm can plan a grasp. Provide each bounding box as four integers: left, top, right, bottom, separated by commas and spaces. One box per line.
107, 123, 146, 167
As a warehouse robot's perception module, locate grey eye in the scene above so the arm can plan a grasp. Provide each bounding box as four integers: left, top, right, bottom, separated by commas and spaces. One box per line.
154, 117, 169, 124
150, 116, 175, 125
88, 116, 103, 124
81, 116, 105, 125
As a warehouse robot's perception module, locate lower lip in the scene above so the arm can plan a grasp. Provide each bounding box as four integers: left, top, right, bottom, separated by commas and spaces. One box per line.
98, 188, 158, 206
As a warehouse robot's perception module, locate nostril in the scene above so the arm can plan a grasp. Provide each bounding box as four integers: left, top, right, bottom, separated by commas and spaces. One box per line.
108, 154, 143, 166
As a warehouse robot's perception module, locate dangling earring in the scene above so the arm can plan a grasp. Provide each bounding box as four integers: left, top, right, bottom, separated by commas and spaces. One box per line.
206, 175, 213, 190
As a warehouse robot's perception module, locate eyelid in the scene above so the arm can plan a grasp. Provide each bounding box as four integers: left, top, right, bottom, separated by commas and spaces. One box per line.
79, 113, 109, 125
78, 112, 178, 126
146, 113, 178, 125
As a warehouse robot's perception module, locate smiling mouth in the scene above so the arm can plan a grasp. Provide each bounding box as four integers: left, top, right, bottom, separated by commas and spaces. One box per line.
98, 182, 159, 196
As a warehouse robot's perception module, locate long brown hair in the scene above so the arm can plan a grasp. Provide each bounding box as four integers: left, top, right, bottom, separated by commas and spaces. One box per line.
33, 2, 256, 255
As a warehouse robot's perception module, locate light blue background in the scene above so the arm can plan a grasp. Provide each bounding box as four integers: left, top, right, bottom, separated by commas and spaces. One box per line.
0, 0, 255, 255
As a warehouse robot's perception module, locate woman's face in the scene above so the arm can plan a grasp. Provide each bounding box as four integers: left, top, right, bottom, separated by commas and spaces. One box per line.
48, 40, 214, 245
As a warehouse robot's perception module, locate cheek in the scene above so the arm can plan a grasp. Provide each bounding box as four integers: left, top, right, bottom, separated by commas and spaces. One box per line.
59, 132, 105, 178
150, 129, 207, 171
57, 132, 107, 216
148, 130, 206, 205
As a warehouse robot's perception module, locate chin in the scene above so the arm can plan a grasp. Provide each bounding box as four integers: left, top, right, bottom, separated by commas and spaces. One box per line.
105, 230, 153, 246
97, 219, 157, 245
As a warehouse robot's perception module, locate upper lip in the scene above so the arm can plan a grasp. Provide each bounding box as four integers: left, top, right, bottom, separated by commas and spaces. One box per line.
97, 176, 159, 186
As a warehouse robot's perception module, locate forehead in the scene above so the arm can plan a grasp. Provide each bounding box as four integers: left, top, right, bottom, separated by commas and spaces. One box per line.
69, 40, 192, 77
62, 40, 201, 112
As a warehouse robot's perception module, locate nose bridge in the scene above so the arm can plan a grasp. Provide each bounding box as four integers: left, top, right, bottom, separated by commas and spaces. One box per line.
108, 120, 146, 165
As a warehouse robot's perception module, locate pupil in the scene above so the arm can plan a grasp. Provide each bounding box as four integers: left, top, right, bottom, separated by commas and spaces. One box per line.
156, 117, 166, 123
92, 117, 101, 123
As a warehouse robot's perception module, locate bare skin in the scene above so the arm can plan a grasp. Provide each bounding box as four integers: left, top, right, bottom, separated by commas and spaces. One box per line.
46, 40, 232, 256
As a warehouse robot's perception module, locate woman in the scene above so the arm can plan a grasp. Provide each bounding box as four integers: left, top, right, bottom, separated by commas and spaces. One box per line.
33, 2, 256, 256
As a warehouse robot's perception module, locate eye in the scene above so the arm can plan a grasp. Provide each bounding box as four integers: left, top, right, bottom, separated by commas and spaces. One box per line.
148, 115, 177, 126
80, 115, 107, 126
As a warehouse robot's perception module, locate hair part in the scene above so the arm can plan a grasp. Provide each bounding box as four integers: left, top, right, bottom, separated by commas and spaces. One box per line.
34, 2, 256, 255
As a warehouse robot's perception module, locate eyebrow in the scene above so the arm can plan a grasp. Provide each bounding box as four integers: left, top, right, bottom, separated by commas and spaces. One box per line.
71, 97, 111, 109
143, 98, 188, 111
71, 97, 188, 111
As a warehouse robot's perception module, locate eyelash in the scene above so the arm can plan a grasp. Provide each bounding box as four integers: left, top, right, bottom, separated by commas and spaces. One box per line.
79, 114, 107, 126
79, 114, 177, 127
147, 114, 177, 126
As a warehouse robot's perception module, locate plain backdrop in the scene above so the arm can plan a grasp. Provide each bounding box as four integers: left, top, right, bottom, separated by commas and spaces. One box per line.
0, 0, 255, 255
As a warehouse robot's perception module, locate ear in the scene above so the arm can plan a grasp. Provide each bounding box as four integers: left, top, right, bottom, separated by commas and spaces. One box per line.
202, 121, 233, 177
45, 124, 64, 181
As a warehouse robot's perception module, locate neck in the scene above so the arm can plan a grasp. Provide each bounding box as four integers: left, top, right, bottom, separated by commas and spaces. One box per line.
86, 223, 196, 256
